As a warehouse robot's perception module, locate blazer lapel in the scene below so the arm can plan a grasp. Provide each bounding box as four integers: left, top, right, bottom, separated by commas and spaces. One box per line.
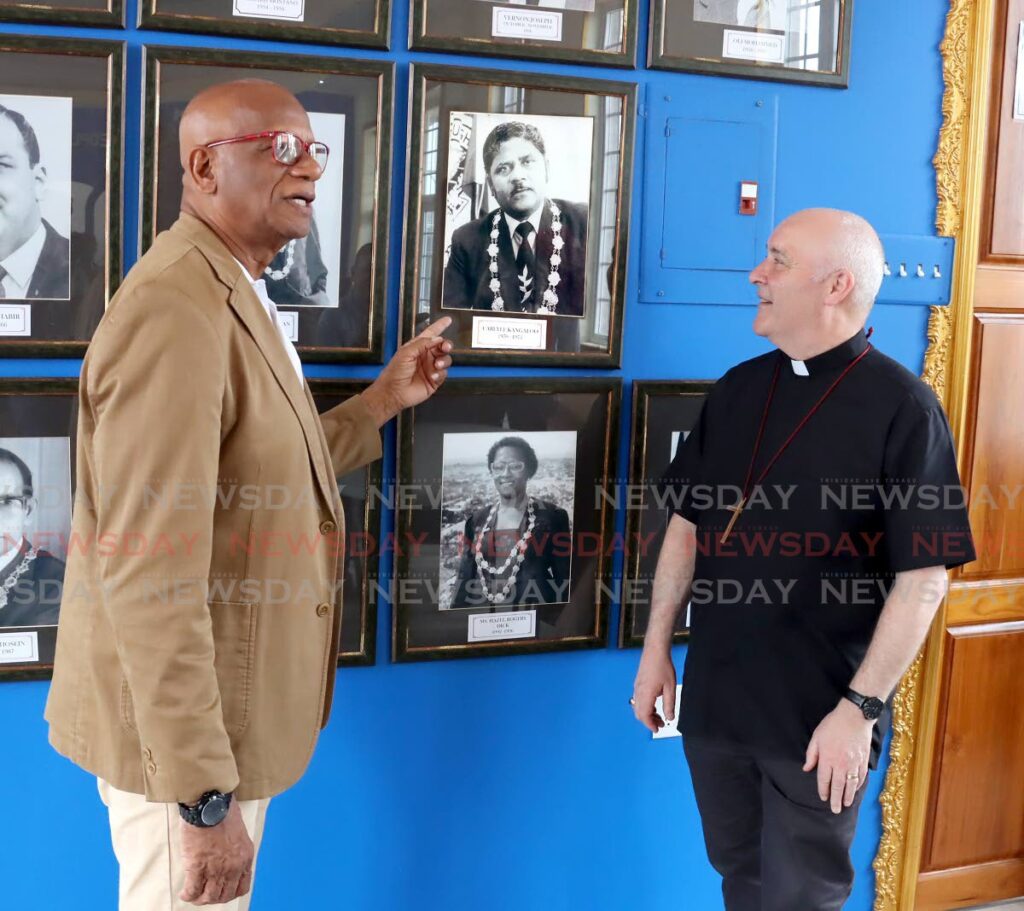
495, 215, 523, 312
171, 215, 337, 514
226, 277, 337, 514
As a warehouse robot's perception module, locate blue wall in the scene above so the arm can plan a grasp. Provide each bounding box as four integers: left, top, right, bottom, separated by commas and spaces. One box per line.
0, 1, 947, 908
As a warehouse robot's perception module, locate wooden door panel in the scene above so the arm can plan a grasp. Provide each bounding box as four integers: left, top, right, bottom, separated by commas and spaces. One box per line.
924, 623, 1024, 871
962, 315, 1024, 578
986, 0, 1024, 260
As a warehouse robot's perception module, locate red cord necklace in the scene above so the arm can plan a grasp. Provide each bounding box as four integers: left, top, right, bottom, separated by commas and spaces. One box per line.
720, 336, 874, 544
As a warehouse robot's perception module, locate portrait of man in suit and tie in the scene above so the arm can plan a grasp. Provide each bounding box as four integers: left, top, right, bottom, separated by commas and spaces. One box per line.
0, 95, 72, 302
442, 113, 593, 319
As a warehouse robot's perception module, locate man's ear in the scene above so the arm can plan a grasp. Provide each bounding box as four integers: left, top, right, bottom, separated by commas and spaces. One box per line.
825, 268, 856, 307
31, 164, 47, 203
187, 147, 217, 195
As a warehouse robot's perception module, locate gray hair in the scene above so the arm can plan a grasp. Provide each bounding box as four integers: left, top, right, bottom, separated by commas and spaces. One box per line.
815, 210, 885, 315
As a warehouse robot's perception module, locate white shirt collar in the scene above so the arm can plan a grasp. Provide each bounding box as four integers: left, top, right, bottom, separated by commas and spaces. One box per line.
0, 222, 47, 294
503, 205, 544, 244
230, 256, 304, 385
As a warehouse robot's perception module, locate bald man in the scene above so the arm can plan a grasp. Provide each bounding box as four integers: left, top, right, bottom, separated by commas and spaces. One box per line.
631, 210, 974, 910
45, 80, 453, 910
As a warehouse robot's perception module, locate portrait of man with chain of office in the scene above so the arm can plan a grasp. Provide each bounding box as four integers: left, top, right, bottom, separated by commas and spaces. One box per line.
401, 65, 635, 367
0, 379, 76, 680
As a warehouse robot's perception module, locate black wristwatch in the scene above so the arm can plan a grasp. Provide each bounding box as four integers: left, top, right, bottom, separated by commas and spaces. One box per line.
178, 790, 233, 828
844, 687, 884, 721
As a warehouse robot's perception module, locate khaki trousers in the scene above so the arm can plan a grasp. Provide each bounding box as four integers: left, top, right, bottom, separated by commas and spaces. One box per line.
97, 779, 271, 911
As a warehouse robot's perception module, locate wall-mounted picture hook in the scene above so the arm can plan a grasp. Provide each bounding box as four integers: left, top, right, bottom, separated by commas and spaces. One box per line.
898, 262, 908, 278
916, 263, 925, 278
933, 264, 942, 279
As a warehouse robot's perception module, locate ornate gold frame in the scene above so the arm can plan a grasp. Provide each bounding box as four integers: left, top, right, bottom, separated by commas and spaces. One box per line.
872, 0, 996, 906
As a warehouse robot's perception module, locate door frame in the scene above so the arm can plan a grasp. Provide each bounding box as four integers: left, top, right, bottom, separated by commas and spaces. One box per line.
871, 0, 998, 907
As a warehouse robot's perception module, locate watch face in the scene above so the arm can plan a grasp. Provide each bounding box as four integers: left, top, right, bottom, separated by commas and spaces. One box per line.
200, 795, 229, 826
863, 697, 884, 720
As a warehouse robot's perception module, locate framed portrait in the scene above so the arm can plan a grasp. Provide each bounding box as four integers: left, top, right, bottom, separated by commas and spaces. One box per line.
649, 0, 853, 87
308, 379, 382, 666
0, 379, 77, 682
619, 380, 711, 648
409, 0, 638, 68
401, 64, 636, 367
0, 37, 124, 357
138, 0, 390, 49
393, 377, 620, 662
0, 0, 123, 27
141, 45, 393, 363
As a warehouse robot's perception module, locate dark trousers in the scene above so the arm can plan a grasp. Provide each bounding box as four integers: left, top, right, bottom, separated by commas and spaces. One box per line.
683, 737, 868, 911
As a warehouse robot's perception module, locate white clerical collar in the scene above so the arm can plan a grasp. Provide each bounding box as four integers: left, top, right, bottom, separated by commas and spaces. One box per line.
790, 359, 809, 376
0, 222, 47, 291
504, 206, 544, 241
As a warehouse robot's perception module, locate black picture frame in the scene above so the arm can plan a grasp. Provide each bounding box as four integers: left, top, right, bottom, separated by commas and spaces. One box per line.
138, 0, 390, 50
619, 380, 712, 648
0, 378, 78, 683
393, 377, 620, 663
648, 0, 853, 88
0, 37, 124, 357
141, 45, 393, 364
409, 0, 638, 69
0, 0, 124, 28
401, 63, 635, 368
308, 379, 382, 666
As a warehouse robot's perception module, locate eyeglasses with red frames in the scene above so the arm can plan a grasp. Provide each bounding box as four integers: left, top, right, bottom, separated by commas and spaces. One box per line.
204, 131, 329, 171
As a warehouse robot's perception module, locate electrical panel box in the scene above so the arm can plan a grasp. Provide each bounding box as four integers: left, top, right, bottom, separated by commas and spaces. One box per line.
640, 88, 779, 306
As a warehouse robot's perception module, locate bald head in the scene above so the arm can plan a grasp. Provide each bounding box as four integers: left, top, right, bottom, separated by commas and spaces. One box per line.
178, 79, 309, 170
785, 208, 885, 315
176, 78, 322, 275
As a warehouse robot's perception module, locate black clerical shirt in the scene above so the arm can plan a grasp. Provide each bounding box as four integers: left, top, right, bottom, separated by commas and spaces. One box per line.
663, 330, 975, 767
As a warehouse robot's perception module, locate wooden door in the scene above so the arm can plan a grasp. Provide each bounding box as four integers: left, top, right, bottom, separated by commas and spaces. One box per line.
915, 1, 1024, 907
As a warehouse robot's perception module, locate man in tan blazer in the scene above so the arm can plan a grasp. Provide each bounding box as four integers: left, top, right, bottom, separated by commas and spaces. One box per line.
44, 80, 453, 909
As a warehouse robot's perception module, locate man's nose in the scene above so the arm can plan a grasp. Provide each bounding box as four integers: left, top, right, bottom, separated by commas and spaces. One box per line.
290, 152, 322, 180
749, 260, 767, 284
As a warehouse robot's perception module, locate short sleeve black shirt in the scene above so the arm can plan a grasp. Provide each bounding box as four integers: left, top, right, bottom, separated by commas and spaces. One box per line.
662, 330, 975, 767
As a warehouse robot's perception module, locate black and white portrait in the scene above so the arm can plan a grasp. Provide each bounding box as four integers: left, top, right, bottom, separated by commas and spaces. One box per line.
0, 437, 71, 629
474, 0, 596, 9
442, 111, 593, 319
439, 430, 576, 612
670, 430, 691, 461
693, 0, 787, 30
0, 94, 72, 302
263, 110, 345, 309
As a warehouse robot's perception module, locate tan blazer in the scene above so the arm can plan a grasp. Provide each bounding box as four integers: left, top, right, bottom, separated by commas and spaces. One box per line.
44, 214, 381, 803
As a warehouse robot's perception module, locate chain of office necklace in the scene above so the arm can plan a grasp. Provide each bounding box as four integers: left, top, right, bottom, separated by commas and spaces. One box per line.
473, 497, 537, 604
264, 240, 296, 281
488, 204, 563, 314
0, 546, 38, 610
720, 341, 874, 544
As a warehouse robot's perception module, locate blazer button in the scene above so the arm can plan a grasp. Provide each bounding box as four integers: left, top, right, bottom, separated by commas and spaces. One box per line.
143, 747, 153, 761
316, 603, 330, 618
146, 762, 157, 775
320, 520, 336, 535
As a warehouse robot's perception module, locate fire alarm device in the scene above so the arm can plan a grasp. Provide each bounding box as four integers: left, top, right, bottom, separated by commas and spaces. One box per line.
739, 181, 758, 216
